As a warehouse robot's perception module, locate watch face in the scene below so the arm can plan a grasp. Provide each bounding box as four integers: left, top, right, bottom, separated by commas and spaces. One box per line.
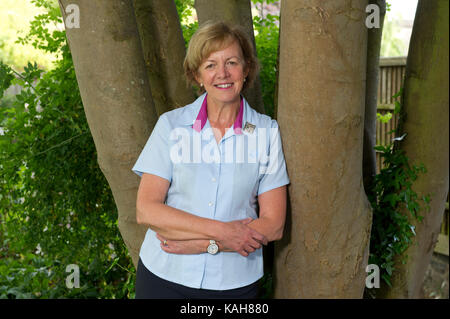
207, 243, 218, 255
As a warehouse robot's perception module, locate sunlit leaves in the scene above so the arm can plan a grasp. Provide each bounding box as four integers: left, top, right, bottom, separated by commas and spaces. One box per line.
0, 0, 134, 299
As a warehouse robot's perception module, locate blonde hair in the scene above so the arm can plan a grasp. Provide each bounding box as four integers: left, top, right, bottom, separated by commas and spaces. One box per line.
183, 21, 259, 92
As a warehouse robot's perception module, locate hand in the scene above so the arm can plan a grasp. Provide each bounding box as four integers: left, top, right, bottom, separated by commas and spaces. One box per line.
218, 218, 268, 257
156, 233, 207, 255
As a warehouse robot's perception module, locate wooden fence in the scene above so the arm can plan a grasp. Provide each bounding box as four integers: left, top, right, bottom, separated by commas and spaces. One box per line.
375, 57, 406, 172
376, 57, 448, 256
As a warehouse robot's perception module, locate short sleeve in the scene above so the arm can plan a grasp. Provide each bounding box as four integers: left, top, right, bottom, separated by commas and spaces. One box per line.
132, 114, 172, 182
258, 120, 290, 195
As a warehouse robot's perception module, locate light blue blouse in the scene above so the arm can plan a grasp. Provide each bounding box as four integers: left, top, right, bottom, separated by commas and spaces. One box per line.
132, 93, 290, 290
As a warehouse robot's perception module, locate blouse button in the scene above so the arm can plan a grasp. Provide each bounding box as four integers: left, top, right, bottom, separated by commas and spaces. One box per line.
211, 177, 216, 182
208, 202, 213, 207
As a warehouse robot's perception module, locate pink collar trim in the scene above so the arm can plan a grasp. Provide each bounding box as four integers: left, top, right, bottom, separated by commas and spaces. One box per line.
193, 94, 243, 135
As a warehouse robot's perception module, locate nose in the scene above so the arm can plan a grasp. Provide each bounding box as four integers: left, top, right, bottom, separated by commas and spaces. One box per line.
217, 63, 230, 78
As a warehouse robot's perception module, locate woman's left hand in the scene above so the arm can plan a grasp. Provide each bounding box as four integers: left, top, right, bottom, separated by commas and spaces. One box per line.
156, 233, 207, 255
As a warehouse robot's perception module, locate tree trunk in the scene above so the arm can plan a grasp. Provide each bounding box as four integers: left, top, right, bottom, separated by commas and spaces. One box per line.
363, 0, 386, 194
274, 0, 372, 298
273, 14, 281, 120
132, 0, 195, 115
59, 0, 157, 267
194, 0, 265, 114
380, 0, 449, 298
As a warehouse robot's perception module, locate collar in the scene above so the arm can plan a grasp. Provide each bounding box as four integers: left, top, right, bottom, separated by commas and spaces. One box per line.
192, 93, 244, 135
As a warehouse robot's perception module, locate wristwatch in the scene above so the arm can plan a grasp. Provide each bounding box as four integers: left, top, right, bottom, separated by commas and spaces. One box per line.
207, 240, 219, 255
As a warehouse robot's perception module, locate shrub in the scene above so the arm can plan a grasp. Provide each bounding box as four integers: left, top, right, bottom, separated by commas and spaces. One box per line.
0, 0, 134, 299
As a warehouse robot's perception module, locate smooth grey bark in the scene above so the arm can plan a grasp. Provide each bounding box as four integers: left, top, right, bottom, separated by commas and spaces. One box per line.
194, 0, 265, 114
132, 0, 195, 115
59, 0, 157, 267
274, 0, 372, 298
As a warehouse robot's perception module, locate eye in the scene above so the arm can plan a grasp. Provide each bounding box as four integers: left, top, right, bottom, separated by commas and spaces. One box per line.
227, 60, 237, 65
205, 64, 214, 69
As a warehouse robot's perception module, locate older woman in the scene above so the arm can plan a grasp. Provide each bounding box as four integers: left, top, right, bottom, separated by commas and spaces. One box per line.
132, 21, 289, 299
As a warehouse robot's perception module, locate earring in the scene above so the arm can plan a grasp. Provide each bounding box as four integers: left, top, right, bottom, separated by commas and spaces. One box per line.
200, 83, 203, 87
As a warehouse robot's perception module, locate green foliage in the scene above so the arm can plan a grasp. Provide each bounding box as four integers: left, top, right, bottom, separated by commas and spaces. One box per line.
0, 0, 134, 299
376, 90, 402, 124
16, 0, 66, 56
175, 0, 199, 48
367, 90, 430, 292
0, 0, 57, 70
376, 112, 392, 123
0, 62, 14, 100
252, 0, 280, 9
253, 12, 279, 117
368, 141, 429, 287
175, 0, 194, 16
0, 252, 59, 299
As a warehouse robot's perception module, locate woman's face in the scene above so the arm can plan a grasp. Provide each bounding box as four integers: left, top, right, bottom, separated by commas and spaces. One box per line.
196, 40, 249, 106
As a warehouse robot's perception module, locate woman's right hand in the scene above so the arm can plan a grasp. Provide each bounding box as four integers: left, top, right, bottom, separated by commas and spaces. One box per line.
218, 218, 268, 257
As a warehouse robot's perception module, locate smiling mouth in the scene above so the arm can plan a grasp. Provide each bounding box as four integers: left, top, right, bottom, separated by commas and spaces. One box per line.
214, 83, 233, 89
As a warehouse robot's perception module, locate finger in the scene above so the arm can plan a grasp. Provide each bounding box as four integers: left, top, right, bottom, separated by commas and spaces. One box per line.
245, 245, 256, 253
260, 236, 268, 246
241, 217, 253, 225
251, 231, 268, 246
161, 242, 176, 253
247, 235, 265, 249
157, 235, 170, 247
239, 250, 249, 257
248, 239, 261, 250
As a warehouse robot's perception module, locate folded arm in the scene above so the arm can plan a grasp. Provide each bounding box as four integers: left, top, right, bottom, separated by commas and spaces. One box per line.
136, 173, 268, 257
157, 185, 287, 255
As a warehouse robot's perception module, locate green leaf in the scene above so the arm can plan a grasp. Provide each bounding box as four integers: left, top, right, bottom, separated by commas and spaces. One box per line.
374, 145, 387, 152
392, 88, 403, 99
381, 273, 392, 287
394, 101, 401, 114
